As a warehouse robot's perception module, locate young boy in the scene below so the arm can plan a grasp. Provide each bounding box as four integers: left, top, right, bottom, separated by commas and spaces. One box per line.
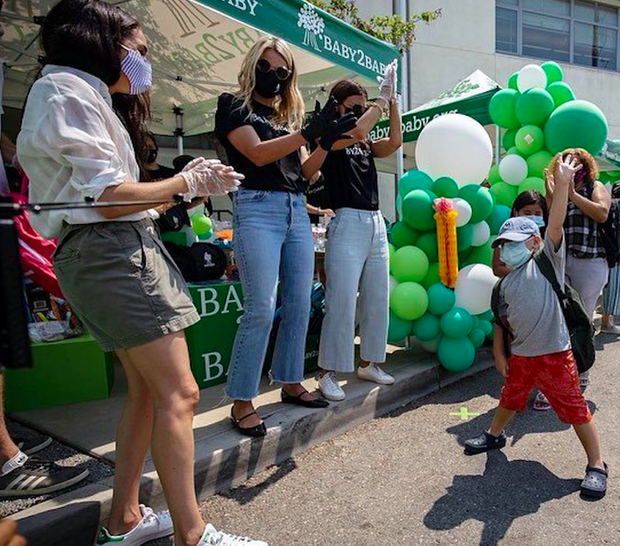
464, 153, 608, 499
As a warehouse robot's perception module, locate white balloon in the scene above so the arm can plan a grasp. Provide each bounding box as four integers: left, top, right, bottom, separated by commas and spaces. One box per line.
415, 113, 493, 187
517, 64, 547, 92
389, 275, 399, 294
454, 264, 499, 315
471, 221, 491, 247
499, 154, 528, 186
452, 198, 472, 227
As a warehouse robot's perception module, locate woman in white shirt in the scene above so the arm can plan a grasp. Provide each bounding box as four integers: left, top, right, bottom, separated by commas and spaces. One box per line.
17, 1, 265, 546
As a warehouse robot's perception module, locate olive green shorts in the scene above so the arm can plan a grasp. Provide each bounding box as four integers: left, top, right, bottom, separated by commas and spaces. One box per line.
52, 219, 200, 352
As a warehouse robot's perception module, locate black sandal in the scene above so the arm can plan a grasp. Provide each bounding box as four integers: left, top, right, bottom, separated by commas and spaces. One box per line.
230, 409, 267, 438
580, 463, 608, 500
281, 388, 329, 409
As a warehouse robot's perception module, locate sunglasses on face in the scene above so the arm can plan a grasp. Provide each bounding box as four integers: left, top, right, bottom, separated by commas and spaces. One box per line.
345, 104, 367, 117
256, 58, 292, 81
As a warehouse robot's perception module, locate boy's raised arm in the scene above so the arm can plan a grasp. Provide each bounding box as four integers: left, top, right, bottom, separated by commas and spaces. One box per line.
545, 154, 581, 252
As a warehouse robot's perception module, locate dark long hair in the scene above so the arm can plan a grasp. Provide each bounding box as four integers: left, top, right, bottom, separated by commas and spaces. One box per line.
511, 190, 549, 225
329, 79, 368, 104
41, 0, 151, 175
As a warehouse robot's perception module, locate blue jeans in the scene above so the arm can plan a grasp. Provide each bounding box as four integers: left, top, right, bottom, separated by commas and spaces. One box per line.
318, 208, 389, 373
225, 188, 314, 401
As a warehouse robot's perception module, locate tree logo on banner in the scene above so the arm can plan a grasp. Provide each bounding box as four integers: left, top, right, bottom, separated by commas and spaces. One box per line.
298, 3, 325, 52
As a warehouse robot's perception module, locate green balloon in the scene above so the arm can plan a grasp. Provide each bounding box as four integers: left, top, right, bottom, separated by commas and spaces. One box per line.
388, 243, 396, 262
391, 246, 430, 283
198, 230, 213, 241
466, 240, 494, 267
459, 247, 472, 265
487, 165, 502, 186
506, 146, 525, 157
390, 282, 429, 321
459, 185, 494, 224
416, 233, 439, 263
469, 328, 486, 349
432, 176, 459, 198
191, 214, 212, 235
427, 283, 456, 316
487, 205, 512, 234
542, 61, 563, 85
547, 81, 575, 108
457, 224, 473, 252
507, 72, 519, 90
544, 100, 609, 156
440, 307, 473, 339
502, 128, 517, 151
420, 262, 441, 289
515, 125, 545, 155
390, 221, 419, 248
413, 313, 441, 342
489, 89, 520, 129
402, 189, 437, 231
478, 319, 493, 337
490, 182, 518, 208
516, 88, 555, 127
526, 150, 553, 178
478, 310, 494, 322
399, 170, 434, 198
471, 315, 480, 329
420, 337, 440, 353
438, 337, 476, 372
387, 311, 413, 343
519, 176, 545, 195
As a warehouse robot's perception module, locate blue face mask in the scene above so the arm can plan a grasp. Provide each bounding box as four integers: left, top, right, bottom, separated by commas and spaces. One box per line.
524, 215, 545, 228
500, 241, 533, 270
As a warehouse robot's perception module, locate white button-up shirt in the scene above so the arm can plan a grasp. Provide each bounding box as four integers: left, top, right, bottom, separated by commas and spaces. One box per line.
17, 65, 151, 239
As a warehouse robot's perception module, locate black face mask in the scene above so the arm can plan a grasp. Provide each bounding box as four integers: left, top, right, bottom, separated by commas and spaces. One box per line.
146, 149, 158, 164
345, 104, 366, 118
254, 68, 282, 99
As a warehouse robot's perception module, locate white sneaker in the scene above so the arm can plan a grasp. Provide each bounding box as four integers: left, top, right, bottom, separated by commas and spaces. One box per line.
197, 523, 268, 546
357, 363, 395, 385
96, 505, 173, 545
318, 372, 346, 401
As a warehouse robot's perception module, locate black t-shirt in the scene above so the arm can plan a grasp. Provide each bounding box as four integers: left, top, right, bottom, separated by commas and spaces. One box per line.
214, 93, 304, 193
321, 141, 379, 211
147, 164, 177, 182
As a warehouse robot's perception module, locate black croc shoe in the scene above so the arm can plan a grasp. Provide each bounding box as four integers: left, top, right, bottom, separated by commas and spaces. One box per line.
581, 463, 608, 500
464, 431, 507, 455
230, 409, 267, 438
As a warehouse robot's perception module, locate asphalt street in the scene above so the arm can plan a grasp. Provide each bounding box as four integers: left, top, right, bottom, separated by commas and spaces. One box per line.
153, 332, 620, 546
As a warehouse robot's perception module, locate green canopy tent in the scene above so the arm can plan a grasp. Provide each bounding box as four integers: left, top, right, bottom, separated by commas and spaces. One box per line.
372, 70, 501, 174
0, 0, 399, 150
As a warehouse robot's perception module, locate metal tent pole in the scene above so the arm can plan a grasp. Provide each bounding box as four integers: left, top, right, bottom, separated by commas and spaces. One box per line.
174, 107, 185, 156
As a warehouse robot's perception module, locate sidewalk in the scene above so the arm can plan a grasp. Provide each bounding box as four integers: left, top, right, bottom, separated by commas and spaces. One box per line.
11, 343, 494, 546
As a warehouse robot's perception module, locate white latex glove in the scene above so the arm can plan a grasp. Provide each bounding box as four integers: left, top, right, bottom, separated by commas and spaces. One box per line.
180, 157, 244, 200
377, 60, 398, 105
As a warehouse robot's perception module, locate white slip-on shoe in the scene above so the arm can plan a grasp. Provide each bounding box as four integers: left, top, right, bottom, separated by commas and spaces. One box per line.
357, 363, 395, 385
96, 505, 173, 545
197, 523, 268, 545
318, 372, 346, 401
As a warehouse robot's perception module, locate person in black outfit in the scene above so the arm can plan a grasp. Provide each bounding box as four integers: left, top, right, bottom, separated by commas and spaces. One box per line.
303, 72, 403, 402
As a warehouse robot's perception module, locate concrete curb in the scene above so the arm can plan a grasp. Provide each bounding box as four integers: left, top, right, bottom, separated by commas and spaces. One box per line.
15, 349, 494, 545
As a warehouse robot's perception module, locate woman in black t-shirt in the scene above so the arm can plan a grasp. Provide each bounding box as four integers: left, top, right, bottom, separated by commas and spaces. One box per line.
214, 36, 355, 436
304, 75, 403, 402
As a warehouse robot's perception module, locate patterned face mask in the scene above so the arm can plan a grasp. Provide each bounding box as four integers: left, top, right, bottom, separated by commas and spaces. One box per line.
119, 45, 152, 95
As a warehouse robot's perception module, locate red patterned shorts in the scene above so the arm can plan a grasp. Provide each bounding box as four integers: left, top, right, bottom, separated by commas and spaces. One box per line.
499, 350, 592, 425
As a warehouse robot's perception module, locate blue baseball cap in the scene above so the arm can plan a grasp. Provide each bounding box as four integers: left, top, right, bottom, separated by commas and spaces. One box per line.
492, 217, 540, 248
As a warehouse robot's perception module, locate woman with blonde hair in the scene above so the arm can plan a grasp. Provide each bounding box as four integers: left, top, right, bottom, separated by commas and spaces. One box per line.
215, 36, 355, 436
546, 148, 611, 391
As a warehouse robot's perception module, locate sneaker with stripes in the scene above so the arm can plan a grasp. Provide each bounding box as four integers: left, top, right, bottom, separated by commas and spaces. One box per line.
0, 453, 89, 497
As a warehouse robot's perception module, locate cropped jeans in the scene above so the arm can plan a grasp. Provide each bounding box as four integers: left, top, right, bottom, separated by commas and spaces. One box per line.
318, 208, 389, 373
225, 188, 314, 401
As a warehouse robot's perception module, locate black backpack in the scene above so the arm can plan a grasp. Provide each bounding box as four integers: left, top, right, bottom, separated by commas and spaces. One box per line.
164, 242, 228, 282
491, 252, 595, 374
598, 182, 620, 268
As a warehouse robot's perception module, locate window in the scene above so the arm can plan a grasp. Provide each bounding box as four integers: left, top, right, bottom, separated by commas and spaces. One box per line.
496, 0, 620, 71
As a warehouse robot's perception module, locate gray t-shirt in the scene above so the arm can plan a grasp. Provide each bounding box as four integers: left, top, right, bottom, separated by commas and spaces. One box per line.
498, 232, 571, 357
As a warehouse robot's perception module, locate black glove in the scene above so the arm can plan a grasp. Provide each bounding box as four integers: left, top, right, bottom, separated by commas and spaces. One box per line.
319, 113, 358, 151
301, 98, 339, 143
